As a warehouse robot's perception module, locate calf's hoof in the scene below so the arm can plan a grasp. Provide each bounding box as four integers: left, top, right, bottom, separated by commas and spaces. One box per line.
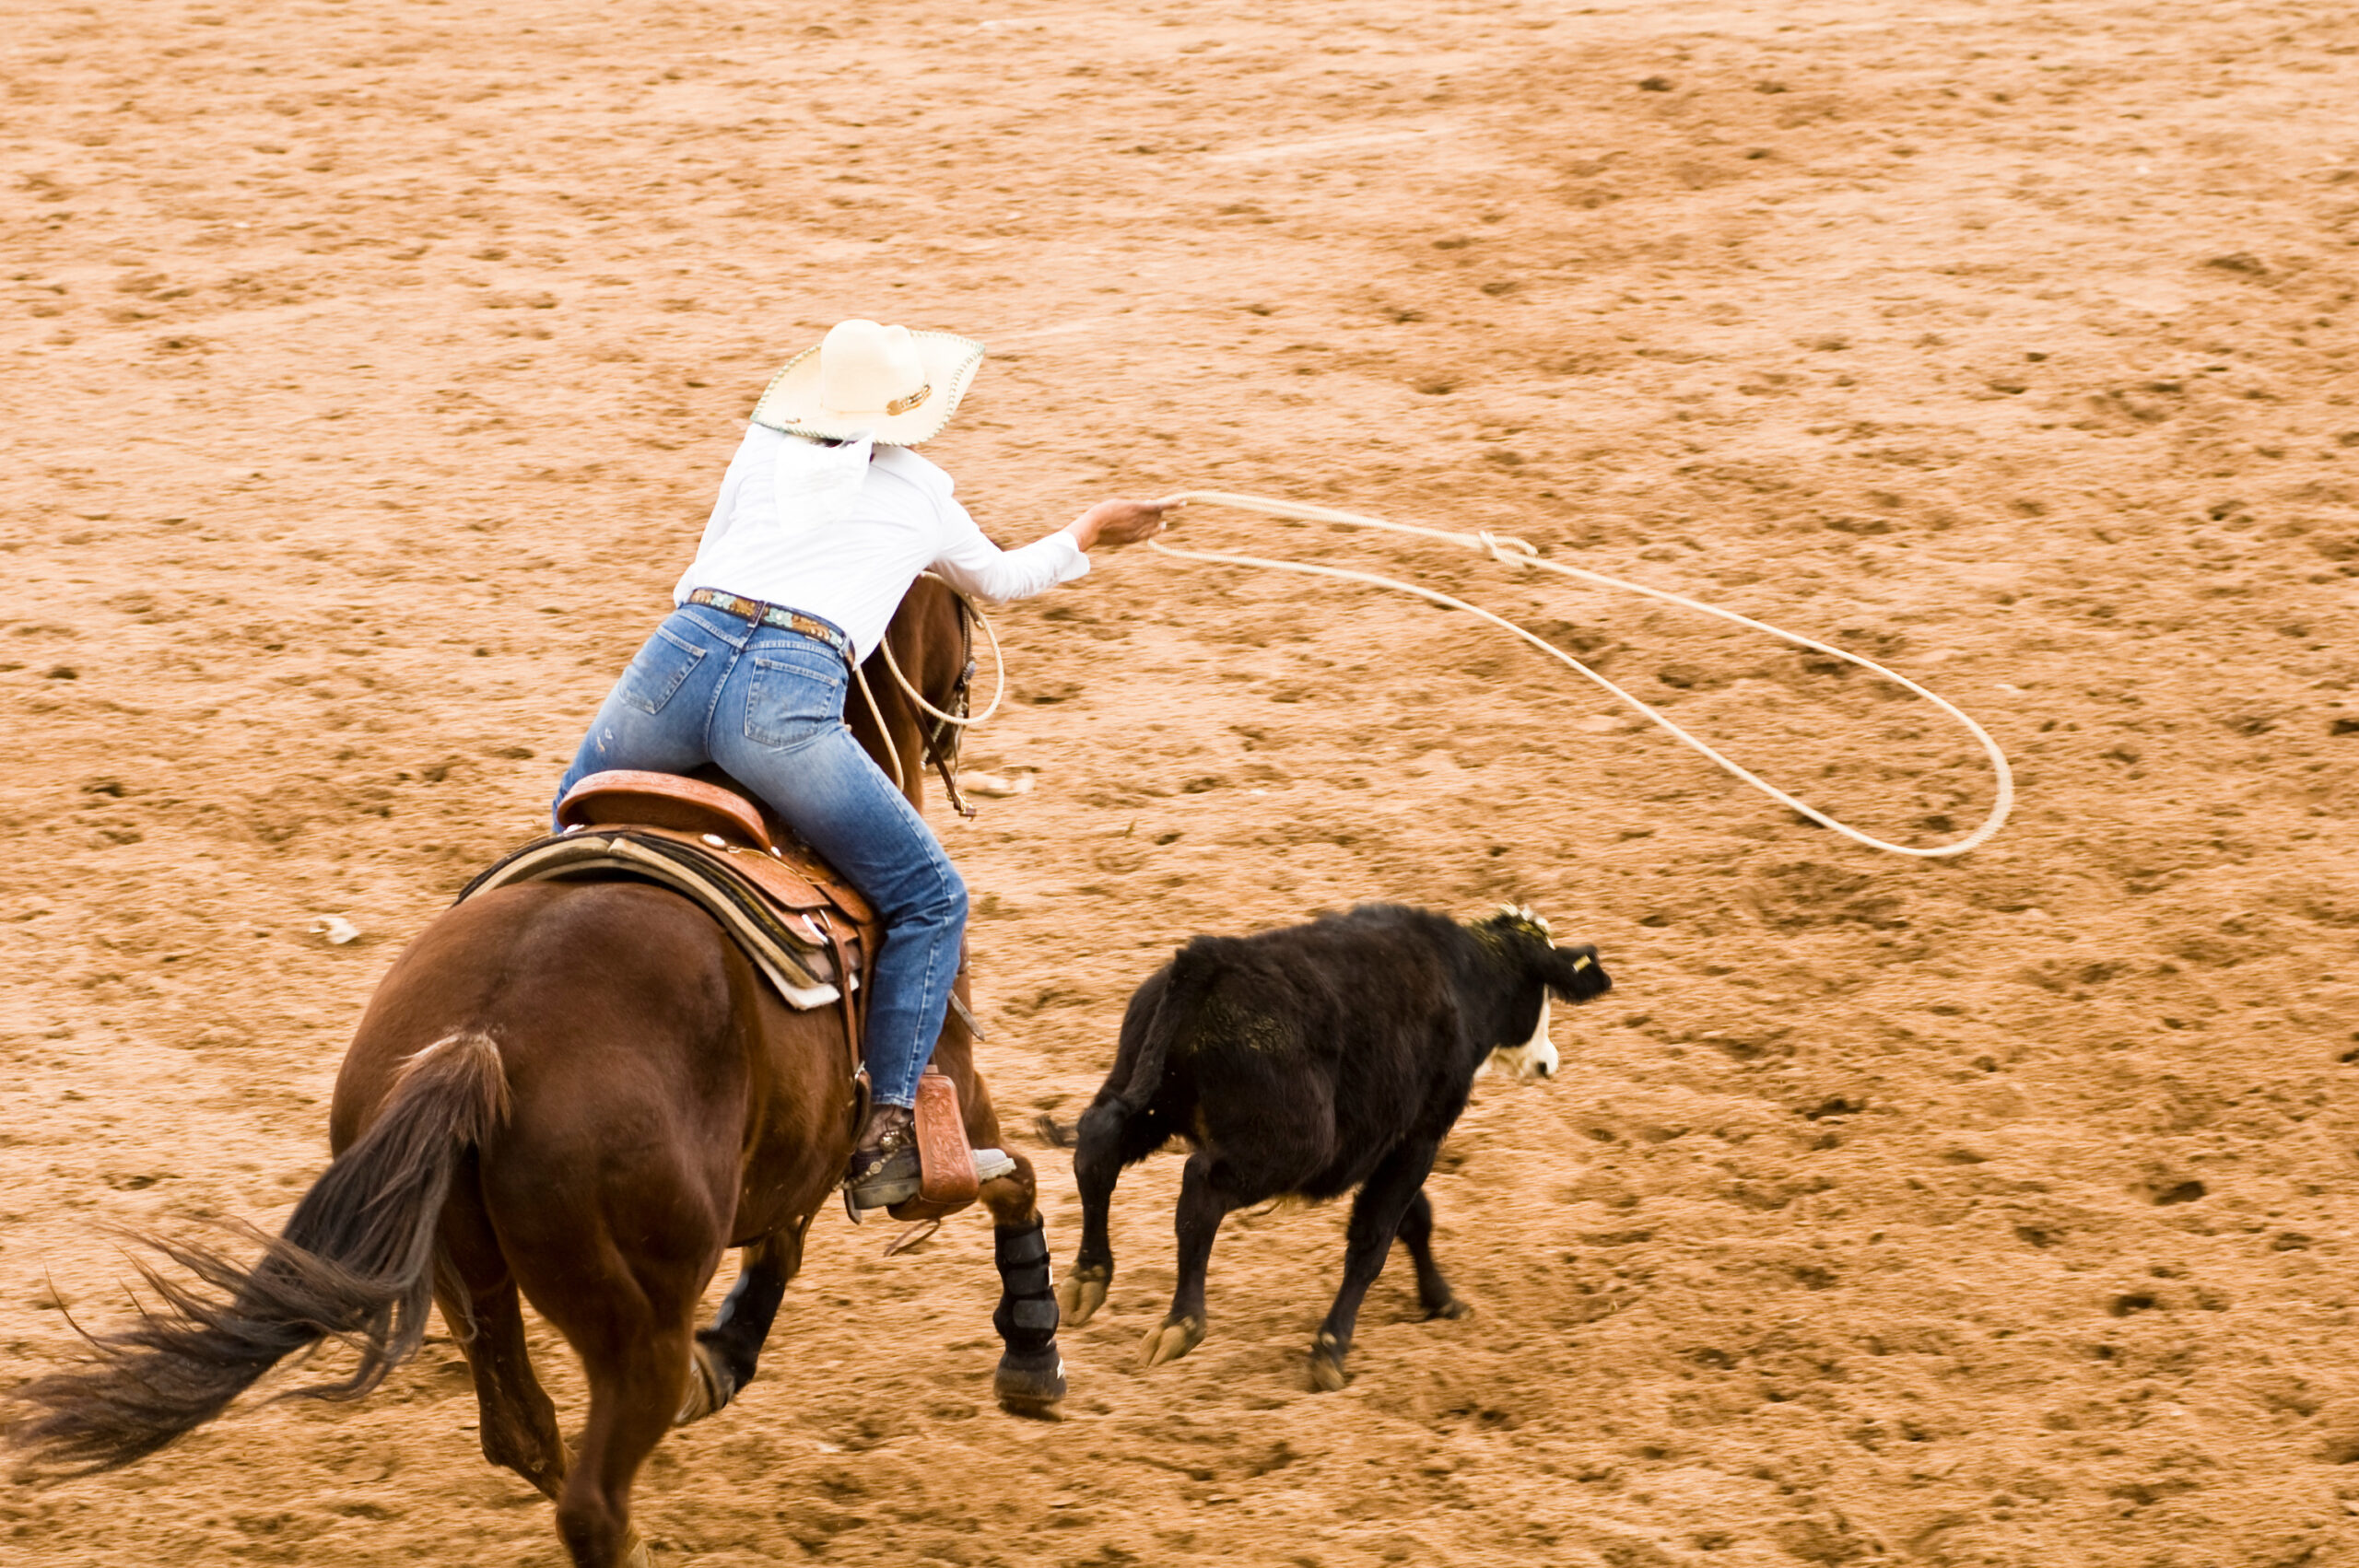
1424, 1294, 1473, 1321
1309, 1330, 1350, 1392
993, 1346, 1067, 1419
1057, 1264, 1110, 1328
1138, 1313, 1207, 1369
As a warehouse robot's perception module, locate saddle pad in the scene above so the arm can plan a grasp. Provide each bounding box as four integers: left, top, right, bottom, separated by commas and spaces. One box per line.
455, 826, 870, 1012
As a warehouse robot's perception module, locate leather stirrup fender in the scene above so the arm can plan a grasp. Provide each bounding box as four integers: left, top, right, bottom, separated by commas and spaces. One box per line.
887, 1069, 980, 1223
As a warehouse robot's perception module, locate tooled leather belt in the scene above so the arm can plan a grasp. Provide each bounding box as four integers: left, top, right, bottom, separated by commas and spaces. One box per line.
685, 589, 854, 663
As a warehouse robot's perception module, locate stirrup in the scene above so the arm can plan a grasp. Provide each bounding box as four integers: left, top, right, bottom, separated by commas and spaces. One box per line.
843, 1147, 1016, 1223
840, 1141, 921, 1223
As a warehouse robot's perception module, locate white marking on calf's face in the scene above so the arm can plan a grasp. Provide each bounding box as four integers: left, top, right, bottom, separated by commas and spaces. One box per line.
1479, 995, 1557, 1082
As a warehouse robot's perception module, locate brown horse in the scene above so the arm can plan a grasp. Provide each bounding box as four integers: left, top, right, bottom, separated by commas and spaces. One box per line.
6, 579, 1062, 1568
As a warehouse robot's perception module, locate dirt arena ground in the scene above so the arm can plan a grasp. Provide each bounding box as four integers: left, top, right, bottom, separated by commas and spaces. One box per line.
5, 0, 2357, 1562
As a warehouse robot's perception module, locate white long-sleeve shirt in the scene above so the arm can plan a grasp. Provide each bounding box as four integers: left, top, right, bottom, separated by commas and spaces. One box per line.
673, 424, 1088, 661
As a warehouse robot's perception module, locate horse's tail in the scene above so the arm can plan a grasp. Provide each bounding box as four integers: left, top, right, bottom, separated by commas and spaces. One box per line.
6, 1031, 509, 1479
1108, 940, 1223, 1115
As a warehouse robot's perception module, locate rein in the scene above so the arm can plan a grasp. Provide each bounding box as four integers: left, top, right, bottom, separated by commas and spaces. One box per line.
1144, 490, 2014, 860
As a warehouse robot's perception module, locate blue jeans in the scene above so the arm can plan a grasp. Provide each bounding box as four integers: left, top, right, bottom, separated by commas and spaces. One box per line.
552, 603, 965, 1110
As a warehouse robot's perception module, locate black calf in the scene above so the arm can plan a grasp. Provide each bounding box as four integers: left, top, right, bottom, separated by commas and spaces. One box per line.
1058, 904, 1611, 1389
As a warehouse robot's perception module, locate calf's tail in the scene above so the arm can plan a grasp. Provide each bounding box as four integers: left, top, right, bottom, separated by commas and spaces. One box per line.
6, 1032, 509, 1479
1108, 940, 1221, 1115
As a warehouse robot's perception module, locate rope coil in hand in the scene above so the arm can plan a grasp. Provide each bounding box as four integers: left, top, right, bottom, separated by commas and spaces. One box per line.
1145, 490, 2013, 860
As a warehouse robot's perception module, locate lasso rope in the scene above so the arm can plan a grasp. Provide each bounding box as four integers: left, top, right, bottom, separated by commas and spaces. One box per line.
878, 571, 1008, 730
863, 570, 1009, 796
1145, 490, 2014, 860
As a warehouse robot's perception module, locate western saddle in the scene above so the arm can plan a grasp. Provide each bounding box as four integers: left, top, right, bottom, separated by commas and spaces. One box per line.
455, 769, 987, 1222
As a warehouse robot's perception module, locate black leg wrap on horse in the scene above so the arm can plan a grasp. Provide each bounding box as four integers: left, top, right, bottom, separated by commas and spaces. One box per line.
704, 1263, 787, 1355
992, 1222, 1060, 1356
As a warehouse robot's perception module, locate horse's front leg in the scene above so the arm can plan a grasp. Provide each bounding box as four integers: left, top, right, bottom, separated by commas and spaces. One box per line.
675, 1221, 809, 1427
940, 989, 1065, 1417
980, 1145, 1065, 1417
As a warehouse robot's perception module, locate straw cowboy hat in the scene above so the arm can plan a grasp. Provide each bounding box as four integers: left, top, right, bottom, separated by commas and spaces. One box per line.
748, 319, 986, 446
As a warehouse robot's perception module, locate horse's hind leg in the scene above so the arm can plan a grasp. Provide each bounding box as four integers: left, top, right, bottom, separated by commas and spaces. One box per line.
500, 1151, 726, 1565
438, 1276, 568, 1501
445, 1174, 681, 1568
437, 1164, 568, 1499
558, 1319, 695, 1568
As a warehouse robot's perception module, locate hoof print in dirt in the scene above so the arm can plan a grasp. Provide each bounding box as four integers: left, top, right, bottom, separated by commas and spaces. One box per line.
1138, 1313, 1207, 1369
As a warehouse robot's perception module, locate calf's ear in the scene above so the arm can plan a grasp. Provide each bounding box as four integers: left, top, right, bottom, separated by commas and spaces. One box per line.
1541, 943, 1613, 1002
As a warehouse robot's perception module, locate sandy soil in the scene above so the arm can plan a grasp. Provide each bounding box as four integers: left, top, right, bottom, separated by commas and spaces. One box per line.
5, 0, 2358, 1563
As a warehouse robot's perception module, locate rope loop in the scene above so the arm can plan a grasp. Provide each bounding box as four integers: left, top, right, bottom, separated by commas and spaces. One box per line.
1149, 490, 2013, 860
878, 571, 1007, 730
864, 572, 1004, 798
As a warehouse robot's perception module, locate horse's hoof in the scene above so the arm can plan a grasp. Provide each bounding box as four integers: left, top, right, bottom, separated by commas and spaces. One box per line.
671, 1340, 733, 1428
621, 1527, 655, 1568
1138, 1314, 1206, 1369
1425, 1294, 1473, 1321
1057, 1265, 1109, 1328
993, 1348, 1067, 1418
1309, 1331, 1350, 1392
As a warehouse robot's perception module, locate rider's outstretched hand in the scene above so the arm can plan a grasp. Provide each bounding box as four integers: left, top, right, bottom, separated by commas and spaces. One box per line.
1068, 497, 1184, 552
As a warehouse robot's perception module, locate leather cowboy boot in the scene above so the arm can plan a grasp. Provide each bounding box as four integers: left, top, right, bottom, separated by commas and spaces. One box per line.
844, 1103, 921, 1210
